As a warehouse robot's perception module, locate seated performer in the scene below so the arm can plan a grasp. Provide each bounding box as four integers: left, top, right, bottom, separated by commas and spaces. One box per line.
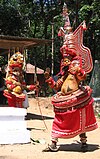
43, 7, 98, 151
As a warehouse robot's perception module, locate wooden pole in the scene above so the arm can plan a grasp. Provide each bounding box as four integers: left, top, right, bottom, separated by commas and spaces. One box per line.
51, 22, 54, 75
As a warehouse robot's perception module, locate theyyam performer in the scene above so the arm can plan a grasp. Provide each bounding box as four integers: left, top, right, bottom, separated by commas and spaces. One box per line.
4, 51, 38, 108
43, 4, 98, 152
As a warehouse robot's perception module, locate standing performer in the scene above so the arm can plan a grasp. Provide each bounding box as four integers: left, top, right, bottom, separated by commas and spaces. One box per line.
43, 4, 98, 152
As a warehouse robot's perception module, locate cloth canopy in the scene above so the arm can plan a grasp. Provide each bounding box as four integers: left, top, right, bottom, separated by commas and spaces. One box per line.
26, 63, 44, 74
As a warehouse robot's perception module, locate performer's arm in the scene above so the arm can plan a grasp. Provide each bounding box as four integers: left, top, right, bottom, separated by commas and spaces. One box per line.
45, 76, 63, 91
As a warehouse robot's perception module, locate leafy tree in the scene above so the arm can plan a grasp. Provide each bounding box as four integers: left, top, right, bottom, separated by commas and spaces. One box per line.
0, 56, 6, 66
79, 0, 100, 62
0, 0, 99, 76
0, 3, 27, 36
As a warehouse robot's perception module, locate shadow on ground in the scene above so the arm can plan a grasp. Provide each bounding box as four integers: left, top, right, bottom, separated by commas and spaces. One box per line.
0, 156, 18, 159
59, 142, 100, 152
26, 113, 54, 120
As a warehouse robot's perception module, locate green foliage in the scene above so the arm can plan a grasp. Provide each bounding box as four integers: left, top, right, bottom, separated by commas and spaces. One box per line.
0, 4, 27, 36
0, 0, 99, 75
0, 56, 7, 66
79, 5, 93, 21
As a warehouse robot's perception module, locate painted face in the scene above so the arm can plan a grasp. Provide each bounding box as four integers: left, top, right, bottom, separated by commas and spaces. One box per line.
9, 52, 24, 65
63, 57, 71, 66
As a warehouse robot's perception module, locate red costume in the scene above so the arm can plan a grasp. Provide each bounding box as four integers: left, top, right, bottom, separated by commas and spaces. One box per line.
43, 4, 98, 152
4, 51, 37, 108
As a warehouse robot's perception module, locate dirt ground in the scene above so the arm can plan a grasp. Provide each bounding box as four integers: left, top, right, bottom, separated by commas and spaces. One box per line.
0, 97, 100, 159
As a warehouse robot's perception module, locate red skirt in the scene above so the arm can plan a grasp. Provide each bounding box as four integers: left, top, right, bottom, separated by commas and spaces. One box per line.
3, 90, 25, 108
51, 93, 98, 139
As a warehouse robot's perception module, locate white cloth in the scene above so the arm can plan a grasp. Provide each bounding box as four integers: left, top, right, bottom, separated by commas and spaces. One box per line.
23, 90, 29, 108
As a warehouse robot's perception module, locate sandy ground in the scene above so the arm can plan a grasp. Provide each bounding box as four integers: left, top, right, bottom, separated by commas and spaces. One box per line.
0, 97, 100, 159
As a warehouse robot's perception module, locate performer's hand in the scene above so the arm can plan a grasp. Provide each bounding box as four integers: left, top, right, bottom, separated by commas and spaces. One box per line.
27, 85, 36, 91
76, 69, 86, 81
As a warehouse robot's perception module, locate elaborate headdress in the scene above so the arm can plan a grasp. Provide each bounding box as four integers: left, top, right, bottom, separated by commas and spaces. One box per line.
59, 3, 93, 73
9, 52, 24, 68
